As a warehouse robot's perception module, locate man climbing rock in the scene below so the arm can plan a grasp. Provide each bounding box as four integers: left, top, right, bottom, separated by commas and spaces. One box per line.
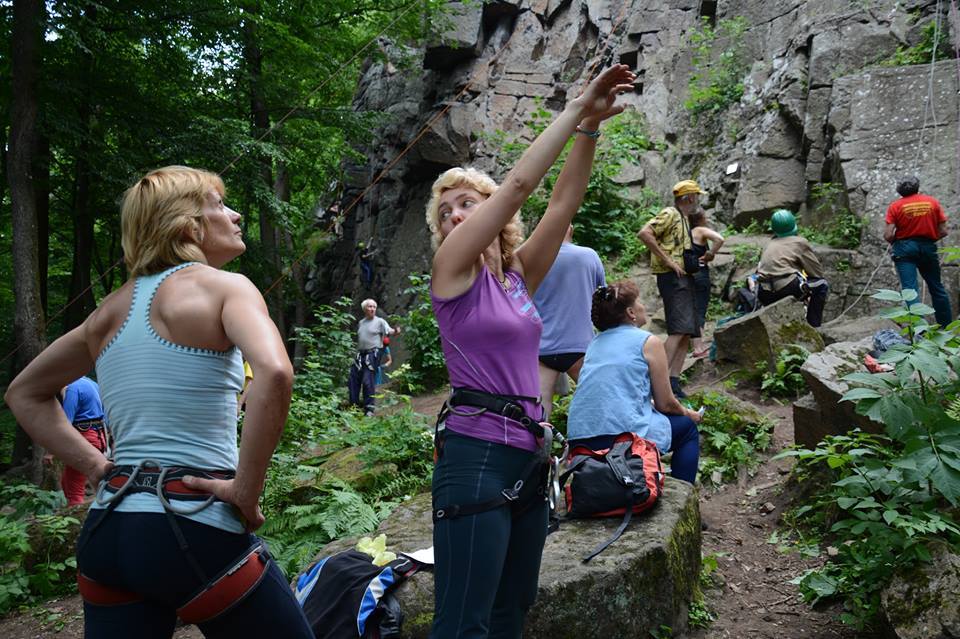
884, 175, 953, 326
756, 209, 829, 327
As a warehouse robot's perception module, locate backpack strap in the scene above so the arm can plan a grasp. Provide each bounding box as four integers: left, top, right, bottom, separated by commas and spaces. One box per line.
581, 440, 643, 564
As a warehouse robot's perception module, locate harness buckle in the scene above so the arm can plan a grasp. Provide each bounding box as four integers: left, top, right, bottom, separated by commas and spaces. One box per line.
502, 402, 525, 422
501, 479, 524, 502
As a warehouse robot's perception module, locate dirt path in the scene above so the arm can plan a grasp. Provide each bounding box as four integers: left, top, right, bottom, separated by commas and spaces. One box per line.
0, 388, 861, 639
683, 378, 859, 639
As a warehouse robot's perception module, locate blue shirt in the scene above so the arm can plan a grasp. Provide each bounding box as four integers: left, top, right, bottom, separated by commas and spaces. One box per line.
62, 376, 104, 423
567, 325, 672, 453
533, 242, 606, 355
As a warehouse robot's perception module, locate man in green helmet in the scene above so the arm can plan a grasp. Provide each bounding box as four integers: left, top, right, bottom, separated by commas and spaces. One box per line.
756, 209, 829, 326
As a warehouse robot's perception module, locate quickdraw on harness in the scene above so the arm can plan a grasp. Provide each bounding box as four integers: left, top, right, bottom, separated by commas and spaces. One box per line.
353, 347, 381, 372
76, 460, 271, 624
432, 388, 565, 524
758, 269, 816, 298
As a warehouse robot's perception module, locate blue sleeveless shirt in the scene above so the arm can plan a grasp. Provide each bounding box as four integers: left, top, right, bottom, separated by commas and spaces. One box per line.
93, 263, 245, 533
567, 325, 672, 453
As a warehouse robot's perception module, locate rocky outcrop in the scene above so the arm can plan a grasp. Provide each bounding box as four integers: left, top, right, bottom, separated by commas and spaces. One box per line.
314, 0, 958, 335
794, 336, 883, 447
313, 478, 702, 638
880, 545, 960, 639
714, 298, 824, 370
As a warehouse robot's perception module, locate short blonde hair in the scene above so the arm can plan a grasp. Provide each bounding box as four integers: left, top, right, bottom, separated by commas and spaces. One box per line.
424, 167, 525, 269
120, 166, 225, 277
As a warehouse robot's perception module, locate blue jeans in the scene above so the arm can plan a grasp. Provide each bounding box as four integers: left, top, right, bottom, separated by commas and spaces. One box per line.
77, 511, 313, 639
431, 432, 547, 639
892, 238, 953, 326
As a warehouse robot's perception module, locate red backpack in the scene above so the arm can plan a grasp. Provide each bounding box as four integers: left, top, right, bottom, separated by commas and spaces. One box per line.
559, 432, 664, 562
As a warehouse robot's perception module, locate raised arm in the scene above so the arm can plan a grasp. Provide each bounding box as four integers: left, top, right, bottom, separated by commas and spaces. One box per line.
184, 273, 292, 532
432, 66, 636, 292
4, 325, 111, 483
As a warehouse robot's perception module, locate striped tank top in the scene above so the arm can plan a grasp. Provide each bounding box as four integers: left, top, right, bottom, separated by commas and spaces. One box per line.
93, 262, 245, 533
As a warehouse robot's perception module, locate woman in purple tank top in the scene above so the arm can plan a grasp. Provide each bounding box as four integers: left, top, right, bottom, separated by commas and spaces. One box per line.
424, 65, 636, 638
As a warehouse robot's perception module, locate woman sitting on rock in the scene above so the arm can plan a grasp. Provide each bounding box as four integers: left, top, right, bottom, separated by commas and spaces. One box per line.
566, 280, 702, 483
425, 65, 635, 638
5, 166, 312, 637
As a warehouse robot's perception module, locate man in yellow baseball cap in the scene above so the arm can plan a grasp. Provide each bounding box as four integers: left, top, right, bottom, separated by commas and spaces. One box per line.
638, 179, 707, 398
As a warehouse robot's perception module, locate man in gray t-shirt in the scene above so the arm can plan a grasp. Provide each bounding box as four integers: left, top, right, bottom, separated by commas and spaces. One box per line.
349, 298, 400, 415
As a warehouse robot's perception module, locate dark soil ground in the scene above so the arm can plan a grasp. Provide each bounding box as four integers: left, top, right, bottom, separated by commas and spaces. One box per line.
0, 369, 862, 639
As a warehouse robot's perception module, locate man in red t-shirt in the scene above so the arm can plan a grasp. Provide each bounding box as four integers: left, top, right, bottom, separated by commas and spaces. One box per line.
884, 175, 953, 326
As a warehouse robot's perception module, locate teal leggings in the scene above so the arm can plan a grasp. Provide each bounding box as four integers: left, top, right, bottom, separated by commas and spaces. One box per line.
431, 432, 548, 639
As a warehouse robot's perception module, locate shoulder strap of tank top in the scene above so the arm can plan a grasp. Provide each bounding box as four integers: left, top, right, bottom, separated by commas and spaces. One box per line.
116, 262, 198, 345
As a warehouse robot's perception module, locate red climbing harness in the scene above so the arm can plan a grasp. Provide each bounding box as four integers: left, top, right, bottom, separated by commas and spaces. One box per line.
77, 460, 271, 624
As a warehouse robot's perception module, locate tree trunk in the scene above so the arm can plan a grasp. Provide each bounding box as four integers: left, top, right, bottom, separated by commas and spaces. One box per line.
7, 0, 47, 483
274, 163, 308, 364
63, 4, 97, 332
35, 134, 50, 316
243, 8, 283, 326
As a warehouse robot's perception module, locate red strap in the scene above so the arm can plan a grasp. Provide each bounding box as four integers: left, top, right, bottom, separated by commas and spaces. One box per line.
177, 546, 268, 624
77, 573, 143, 607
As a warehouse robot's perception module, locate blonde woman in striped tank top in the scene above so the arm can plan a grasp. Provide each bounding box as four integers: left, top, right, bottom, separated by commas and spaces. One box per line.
6, 167, 312, 637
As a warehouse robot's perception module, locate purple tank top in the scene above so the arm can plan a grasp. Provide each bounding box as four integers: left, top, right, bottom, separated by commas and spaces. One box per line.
431, 265, 543, 451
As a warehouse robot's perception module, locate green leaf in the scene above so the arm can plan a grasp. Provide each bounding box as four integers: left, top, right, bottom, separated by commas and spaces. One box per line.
907, 303, 936, 316
841, 387, 884, 402
882, 509, 900, 525
837, 496, 858, 509
929, 462, 960, 506
872, 289, 910, 302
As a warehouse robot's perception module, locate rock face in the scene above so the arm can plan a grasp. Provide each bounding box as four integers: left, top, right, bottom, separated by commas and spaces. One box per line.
714, 298, 825, 370
313, 0, 959, 339
794, 336, 883, 447
880, 545, 960, 639
313, 477, 702, 638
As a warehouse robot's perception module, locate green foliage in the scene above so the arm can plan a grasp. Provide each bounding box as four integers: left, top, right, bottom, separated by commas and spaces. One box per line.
730, 243, 761, 268
760, 345, 810, 399
688, 597, 716, 629
801, 182, 864, 249
699, 551, 725, 588
729, 218, 766, 235
258, 294, 435, 575
0, 481, 78, 614
489, 107, 661, 271
690, 391, 774, 485
685, 16, 751, 121
880, 19, 951, 67
392, 274, 447, 394
775, 290, 960, 628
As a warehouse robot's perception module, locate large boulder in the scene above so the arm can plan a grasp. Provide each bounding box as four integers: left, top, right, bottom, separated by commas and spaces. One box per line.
794, 337, 883, 447
817, 315, 898, 346
880, 545, 960, 639
313, 478, 702, 638
423, 2, 483, 70
713, 298, 824, 371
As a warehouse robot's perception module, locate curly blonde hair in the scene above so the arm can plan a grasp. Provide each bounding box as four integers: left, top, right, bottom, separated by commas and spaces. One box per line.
424, 167, 525, 269
120, 166, 225, 277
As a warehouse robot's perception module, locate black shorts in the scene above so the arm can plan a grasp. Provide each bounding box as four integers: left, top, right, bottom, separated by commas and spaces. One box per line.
538, 352, 585, 373
656, 271, 701, 337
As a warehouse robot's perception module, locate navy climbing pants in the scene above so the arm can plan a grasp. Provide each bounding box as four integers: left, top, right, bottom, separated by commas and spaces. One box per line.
77, 511, 313, 639
348, 349, 380, 414
892, 238, 954, 327
431, 431, 548, 639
